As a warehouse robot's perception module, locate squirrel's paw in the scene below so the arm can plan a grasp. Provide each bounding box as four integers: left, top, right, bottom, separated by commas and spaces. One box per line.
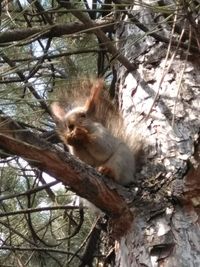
66, 127, 90, 146
98, 166, 116, 181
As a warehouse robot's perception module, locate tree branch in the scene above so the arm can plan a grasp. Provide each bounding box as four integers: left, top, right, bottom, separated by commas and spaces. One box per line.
0, 245, 81, 256
0, 52, 51, 114
0, 205, 79, 217
57, 0, 137, 71
0, 21, 115, 45
0, 180, 59, 202
0, 115, 133, 237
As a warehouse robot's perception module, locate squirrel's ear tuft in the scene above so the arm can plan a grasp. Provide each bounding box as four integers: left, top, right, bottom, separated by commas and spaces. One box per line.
51, 102, 66, 121
85, 79, 104, 114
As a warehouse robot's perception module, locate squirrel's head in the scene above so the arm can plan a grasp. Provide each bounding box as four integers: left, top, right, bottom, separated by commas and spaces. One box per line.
51, 79, 104, 144
51, 104, 91, 129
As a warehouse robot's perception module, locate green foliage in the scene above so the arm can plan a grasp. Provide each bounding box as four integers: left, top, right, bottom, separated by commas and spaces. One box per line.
0, 0, 100, 261
0, 160, 95, 266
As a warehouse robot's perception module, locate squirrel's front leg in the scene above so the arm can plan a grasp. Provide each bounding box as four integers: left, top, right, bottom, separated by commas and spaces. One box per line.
66, 127, 91, 146
68, 128, 118, 181
97, 166, 117, 182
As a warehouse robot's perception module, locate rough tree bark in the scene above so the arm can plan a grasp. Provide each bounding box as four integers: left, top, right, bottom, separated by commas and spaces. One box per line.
113, 1, 200, 266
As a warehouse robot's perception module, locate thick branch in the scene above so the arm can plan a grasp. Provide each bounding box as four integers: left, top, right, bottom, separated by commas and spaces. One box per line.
0, 21, 114, 44
0, 134, 128, 215
0, 115, 133, 236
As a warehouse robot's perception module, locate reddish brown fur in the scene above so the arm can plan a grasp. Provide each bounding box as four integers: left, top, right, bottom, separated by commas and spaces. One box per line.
98, 166, 116, 181
51, 78, 143, 186
85, 79, 104, 114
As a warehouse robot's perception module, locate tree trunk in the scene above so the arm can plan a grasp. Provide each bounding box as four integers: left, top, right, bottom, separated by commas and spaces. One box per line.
114, 1, 200, 266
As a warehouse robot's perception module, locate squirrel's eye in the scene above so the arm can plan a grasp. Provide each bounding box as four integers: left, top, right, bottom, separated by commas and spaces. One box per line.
68, 124, 74, 131
79, 113, 86, 118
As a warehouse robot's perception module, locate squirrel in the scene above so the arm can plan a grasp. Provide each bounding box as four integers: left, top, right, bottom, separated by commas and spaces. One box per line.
51, 79, 143, 186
